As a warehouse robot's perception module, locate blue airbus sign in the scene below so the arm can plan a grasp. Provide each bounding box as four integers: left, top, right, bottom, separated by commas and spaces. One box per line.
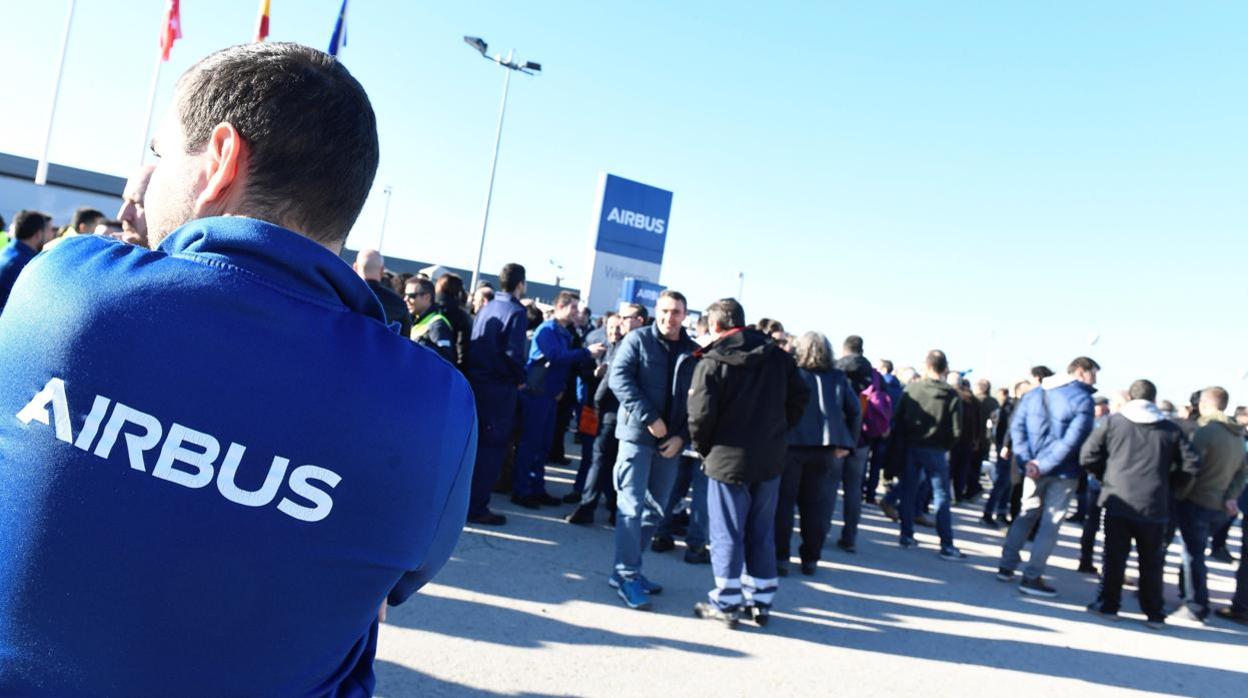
593, 174, 673, 266
618, 278, 667, 314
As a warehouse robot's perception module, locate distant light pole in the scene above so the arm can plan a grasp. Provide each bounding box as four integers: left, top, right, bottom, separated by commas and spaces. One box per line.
377, 185, 393, 254
737, 271, 745, 301
463, 35, 541, 291
548, 258, 564, 288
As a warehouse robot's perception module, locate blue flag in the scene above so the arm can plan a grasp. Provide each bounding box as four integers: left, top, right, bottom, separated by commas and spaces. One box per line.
328, 0, 348, 57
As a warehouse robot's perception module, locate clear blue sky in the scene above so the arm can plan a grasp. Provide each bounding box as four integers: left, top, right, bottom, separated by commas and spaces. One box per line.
2, 1, 1245, 404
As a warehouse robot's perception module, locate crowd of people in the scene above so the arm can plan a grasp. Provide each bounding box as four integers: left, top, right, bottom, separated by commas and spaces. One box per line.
0, 40, 1244, 696
292, 235, 1248, 630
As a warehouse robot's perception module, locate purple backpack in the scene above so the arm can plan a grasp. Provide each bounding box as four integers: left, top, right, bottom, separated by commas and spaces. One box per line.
861, 368, 894, 439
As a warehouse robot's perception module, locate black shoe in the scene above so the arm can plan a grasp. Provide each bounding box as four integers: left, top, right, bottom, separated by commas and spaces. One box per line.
564, 506, 594, 525
467, 512, 507, 526
684, 546, 711, 564
1215, 606, 1248, 625
650, 535, 675, 553
608, 511, 616, 526
750, 603, 771, 627
510, 494, 541, 510
1085, 601, 1120, 622
693, 602, 740, 629
776, 561, 790, 577
1209, 546, 1235, 564
1077, 561, 1098, 575
800, 561, 818, 576
980, 515, 999, 529
536, 493, 562, 506
915, 514, 935, 528
836, 539, 856, 554
1019, 576, 1058, 598
879, 500, 899, 522
561, 491, 582, 504
1067, 514, 1085, 524
995, 567, 1015, 582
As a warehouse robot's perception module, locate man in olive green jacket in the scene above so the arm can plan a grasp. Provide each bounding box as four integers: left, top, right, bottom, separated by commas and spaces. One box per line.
1175, 387, 1248, 621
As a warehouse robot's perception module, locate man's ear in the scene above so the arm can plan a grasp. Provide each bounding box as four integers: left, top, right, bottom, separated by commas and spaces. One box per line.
194, 122, 248, 215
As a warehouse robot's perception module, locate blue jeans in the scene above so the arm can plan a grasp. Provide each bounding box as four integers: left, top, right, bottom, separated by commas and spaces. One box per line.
830, 446, 868, 546
899, 447, 954, 548
1176, 500, 1229, 614
572, 432, 595, 494
708, 475, 780, 610
655, 456, 709, 549
983, 457, 1012, 518
1000, 476, 1077, 580
612, 440, 680, 579
513, 393, 557, 497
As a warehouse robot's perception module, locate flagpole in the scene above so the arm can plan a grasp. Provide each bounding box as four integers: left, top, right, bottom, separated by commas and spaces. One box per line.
137, 52, 164, 168
35, 0, 77, 186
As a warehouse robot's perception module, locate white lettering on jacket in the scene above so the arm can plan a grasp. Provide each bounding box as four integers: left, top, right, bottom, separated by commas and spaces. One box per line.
15, 377, 341, 523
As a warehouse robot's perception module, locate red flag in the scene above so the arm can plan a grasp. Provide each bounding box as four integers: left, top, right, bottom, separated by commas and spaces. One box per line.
255, 0, 271, 43
159, 0, 182, 61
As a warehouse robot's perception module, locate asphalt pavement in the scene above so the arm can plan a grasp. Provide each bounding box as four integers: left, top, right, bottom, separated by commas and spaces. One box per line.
375, 456, 1247, 698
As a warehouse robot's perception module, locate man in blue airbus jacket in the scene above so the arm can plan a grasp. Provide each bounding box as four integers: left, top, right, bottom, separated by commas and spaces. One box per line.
996, 356, 1100, 598
511, 290, 605, 508
464, 262, 529, 525
0, 42, 476, 698
0, 210, 56, 314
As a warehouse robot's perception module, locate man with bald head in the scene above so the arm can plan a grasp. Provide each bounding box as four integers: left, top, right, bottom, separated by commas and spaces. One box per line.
117, 164, 155, 247
353, 247, 411, 337
0, 42, 475, 695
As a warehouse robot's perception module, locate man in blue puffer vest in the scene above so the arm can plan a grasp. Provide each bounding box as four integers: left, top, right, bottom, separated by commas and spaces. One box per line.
0, 43, 475, 697
996, 356, 1099, 598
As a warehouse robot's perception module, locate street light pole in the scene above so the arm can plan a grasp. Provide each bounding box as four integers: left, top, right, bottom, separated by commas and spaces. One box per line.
462, 36, 541, 292
469, 50, 513, 292
377, 185, 393, 254
737, 271, 745, 301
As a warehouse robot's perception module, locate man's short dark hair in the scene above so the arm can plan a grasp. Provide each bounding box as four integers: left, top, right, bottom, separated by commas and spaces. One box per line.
1128, 379, 1157, 402
1030, 365, 1054, 381
926, 350, 949, 375
706, 298, 744, 332
176, 42, 378, 244
499, 263, 526, 293
71, 207, 105, 232
843, 335, 864, 355
405, 276, 434, 298
1202, 386, 1229, 412
879, 359, 894, 373
435, 273, 464, 301
555, 290, 579, 308
1068, 356, 1101, 374
657, 289, 687, 310
12, 210, 51, 240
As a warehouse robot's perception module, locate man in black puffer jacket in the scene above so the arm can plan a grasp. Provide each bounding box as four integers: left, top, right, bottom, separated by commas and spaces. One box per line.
1081, 379, 1201, 628
688, 298, 809, 628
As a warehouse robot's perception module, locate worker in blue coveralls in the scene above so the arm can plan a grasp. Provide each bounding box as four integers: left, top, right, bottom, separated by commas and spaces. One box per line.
0, 43, 475, 697
511, 290, 605, 508
465, 262, 530, 525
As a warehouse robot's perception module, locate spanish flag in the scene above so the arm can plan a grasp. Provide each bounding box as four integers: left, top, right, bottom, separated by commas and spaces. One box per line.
255, 0, 271, 42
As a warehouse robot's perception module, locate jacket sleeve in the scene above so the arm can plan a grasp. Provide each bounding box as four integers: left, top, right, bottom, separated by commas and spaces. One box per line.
387, 409, 477, 606
1079, 417, 1109, 480
1170, 430, 1203, 492
534, 323, 591, 368
1011, 392, 1036, 463
783, 355, 811, 428
503, 309, 527, 386
687, 360, 719, 456
1226, 452, 1248, 502
842, 373, 863, 442
949, 391, 963, 444
609, 334, 660, 427
1036, 393, 1094, 475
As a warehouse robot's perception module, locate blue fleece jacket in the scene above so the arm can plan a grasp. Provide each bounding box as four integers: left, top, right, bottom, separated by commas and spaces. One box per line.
0, 238, 36, 314
0, 217, 476, 697
1010, 375, 1095, 478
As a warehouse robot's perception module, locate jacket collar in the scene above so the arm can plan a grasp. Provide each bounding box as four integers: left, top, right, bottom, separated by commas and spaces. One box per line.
157, 216, 385, 323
